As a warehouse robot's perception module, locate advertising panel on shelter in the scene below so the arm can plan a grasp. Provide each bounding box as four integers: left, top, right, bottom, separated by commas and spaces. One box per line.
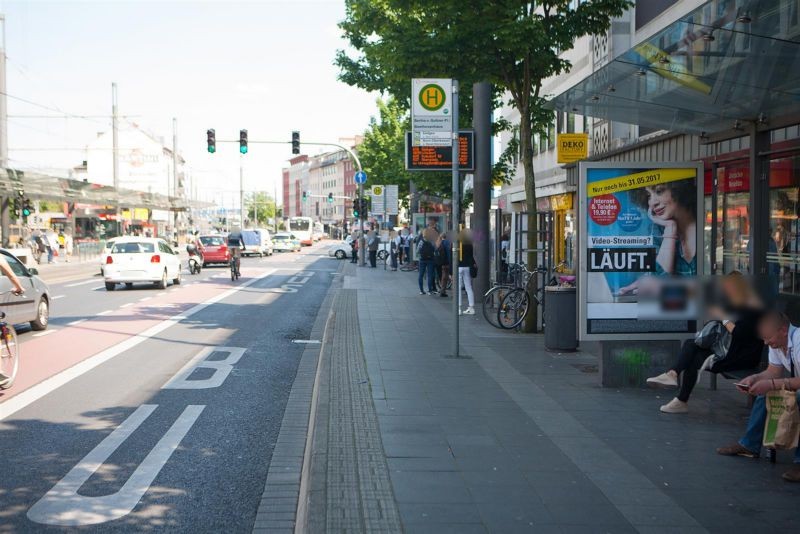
578, 162, 703, 340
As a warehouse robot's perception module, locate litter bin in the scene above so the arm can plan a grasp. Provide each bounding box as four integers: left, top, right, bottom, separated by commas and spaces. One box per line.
544, 285, 577, 351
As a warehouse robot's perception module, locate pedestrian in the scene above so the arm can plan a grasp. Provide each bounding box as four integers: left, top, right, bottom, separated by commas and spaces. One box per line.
417, 233, 436, 295
390, 231, 400, 271
367, 230, 379, 268
42, 233, 54, 264
647, 272, 765, 413
350, 232, 359, 263
435, 233, 451, 297
716, 311, 800, 482
401, 229, 411, 265
458, 229, 476, 315
64, 231, 74, 263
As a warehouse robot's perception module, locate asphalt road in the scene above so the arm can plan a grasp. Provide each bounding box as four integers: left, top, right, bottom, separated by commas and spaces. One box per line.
0, 243, 340, 532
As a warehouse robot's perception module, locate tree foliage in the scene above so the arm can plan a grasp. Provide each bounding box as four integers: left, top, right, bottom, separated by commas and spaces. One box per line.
337, 0, 630, 330
246, 192, 276, 226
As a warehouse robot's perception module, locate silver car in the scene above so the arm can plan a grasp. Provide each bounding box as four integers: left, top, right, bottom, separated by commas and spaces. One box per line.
0, 250, 51, 330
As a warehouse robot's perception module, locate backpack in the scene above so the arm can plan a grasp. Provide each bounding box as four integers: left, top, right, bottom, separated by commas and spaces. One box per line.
419, 240, 434, 260
434, 243, 447, 266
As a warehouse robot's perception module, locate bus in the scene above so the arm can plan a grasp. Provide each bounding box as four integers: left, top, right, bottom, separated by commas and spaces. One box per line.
312, 221, 324, 242
288, 216, 314, 246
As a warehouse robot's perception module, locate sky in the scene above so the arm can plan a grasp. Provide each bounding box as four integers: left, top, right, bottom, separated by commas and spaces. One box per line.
0, 0, 379, 207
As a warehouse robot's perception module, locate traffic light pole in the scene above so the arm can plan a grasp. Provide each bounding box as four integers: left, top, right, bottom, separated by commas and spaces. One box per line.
451, 81, 460, 359
213, 137, 365, 265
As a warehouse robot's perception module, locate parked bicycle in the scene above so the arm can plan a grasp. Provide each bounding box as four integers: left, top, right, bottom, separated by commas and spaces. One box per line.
482, 263, 532, 328
497, 261, 572, 330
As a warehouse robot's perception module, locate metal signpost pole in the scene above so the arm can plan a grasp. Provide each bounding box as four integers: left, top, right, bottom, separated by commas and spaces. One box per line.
451, 81, 460, 359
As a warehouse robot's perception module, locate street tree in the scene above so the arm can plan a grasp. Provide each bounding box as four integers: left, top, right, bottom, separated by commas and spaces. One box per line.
246, 192, 276, 227
337, 0, 630, 330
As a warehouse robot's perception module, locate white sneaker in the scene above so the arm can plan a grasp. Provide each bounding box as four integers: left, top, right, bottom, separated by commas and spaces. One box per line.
463, 307, 475, 315
660, 397, 688, 414
646, 372, 678, 389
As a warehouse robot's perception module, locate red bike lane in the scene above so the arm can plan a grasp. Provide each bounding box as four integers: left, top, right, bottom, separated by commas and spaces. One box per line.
0, 268, 274, 411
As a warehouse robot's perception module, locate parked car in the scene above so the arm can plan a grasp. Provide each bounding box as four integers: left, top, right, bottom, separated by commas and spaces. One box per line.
99, 238, 117, 275
272, 233, 301, 252
242, 229, 274, 257
197, 235, 229, 266
0, 249, 51, 330
328, 240, 352, 260
103, 237, 182, 291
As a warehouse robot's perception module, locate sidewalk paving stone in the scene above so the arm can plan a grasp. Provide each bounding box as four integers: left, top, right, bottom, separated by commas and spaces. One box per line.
306, 261, 800, 532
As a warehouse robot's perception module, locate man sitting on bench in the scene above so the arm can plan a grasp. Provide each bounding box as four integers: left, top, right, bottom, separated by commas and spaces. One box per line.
717, 311, 800, 482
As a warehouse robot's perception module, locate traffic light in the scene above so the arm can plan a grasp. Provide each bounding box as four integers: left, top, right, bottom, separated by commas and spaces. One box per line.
327, 192, 333, 203
207, 129, 216, 153
21, 199, 32, 218
302, 190, 307, 201
291, 131, 300, 155
239, 129, 248, 154
352, 198, 360, 218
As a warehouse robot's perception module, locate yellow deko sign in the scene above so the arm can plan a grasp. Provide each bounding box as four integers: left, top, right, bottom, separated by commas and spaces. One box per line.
557, 133, 589, 163
586, 168, 696, 198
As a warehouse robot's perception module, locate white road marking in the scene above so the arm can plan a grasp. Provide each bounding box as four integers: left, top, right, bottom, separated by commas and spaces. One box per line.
64, 279, 98, 288
91, 286, 104, 291
96, 310, 113, 316
139, 297, 151, 302
67, 319, 87, 326
120, 303, 133, 308
52, 295, 66, 300
292, 339, 321, 344
0, 268, 276, 422
162, 347, 246, 389
156, 292, 167, 297
27, 404, 205, 526
32, 330, 57, 337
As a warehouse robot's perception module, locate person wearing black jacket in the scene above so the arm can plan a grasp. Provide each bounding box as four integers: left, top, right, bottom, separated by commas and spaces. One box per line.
457, 230, 476, 315
647, 272, 764, 413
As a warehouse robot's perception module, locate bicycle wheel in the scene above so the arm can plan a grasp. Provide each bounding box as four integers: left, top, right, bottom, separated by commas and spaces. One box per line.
498, 288, 531, 330
482, 286, 511, 328
0, 324, 19, 390
230, 261, 236, 281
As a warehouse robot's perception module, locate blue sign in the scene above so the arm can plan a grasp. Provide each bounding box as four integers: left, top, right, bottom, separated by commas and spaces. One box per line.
354, 170, 367, 184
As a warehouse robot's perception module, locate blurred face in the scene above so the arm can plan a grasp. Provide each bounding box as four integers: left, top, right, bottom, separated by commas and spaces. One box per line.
646, 185, 677, 220
759, 321, 788, 349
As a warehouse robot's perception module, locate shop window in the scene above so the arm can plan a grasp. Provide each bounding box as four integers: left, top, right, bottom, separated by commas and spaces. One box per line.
567, 113, 575, 134
769, 154, 800, 295
557, 112, 564, 134
533, 134, 538, 156
548, 121, 556, 150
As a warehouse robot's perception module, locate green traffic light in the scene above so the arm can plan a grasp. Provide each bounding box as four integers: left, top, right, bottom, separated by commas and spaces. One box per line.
208, 146, 216, 154
22, 208, 30, 217
239, 146, 248, 154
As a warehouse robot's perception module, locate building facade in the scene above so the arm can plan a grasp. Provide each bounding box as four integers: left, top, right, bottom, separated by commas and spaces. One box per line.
498, 0, 800, 317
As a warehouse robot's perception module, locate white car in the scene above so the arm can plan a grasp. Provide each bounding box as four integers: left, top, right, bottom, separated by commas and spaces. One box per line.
99, 238, 116, 275
272, 233, 301, 252
103, 237, 182, 291
328, 239, 352, 260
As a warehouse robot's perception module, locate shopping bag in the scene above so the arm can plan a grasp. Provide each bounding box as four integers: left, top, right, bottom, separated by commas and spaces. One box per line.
763, 387, 800, 450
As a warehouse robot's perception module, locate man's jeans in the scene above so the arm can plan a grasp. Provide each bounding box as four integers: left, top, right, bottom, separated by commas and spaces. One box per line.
739, 393, 800, 462
418, 260, 435, 292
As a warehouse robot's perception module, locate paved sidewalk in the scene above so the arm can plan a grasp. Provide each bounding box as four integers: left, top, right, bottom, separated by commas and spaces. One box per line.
305, 262, 800, 533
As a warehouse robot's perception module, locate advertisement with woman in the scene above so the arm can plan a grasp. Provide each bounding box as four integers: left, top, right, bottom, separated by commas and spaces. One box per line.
578, 162, 703, 340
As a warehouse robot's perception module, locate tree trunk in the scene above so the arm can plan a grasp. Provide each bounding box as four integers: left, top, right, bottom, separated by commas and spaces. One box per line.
519, 113, 538, 333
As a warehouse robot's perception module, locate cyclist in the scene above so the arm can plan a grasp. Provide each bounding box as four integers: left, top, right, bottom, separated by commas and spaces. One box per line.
0, 253, 24, 383
227, 228, 246, 277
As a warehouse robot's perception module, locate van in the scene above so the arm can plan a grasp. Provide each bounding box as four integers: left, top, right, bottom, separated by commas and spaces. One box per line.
242, 229, 274, 257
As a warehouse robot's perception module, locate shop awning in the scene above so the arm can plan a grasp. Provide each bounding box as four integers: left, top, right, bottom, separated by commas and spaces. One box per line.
549, 0, 800, 135
0, 168, 212, 211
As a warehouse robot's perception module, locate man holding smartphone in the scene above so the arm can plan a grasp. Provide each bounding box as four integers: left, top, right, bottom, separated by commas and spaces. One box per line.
716, 311, 800, 482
